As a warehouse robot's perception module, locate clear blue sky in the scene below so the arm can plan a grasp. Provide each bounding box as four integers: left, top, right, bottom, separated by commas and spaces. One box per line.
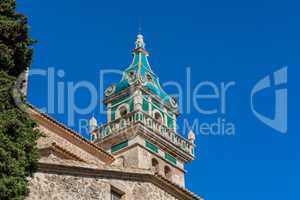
18, 0, 299, 199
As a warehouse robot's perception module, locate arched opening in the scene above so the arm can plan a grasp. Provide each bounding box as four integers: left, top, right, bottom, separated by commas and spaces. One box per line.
164, 166, 172, 180
128, 71, 135, 80
146, 73, 153, 82
154, 111, 163, 123
119, 106, 128, 117
151, 158, 159, 173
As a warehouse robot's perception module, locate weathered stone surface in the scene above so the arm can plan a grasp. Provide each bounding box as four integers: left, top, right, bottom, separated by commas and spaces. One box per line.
37, 125, 104, 166
27, 173, 110, 200
27, 172, 179, 200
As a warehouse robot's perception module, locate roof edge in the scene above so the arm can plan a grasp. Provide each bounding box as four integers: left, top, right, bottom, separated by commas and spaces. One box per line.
26, 103, 115, 163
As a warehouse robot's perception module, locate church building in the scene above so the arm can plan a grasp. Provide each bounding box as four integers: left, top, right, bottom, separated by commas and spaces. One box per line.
26, 34, 202, 200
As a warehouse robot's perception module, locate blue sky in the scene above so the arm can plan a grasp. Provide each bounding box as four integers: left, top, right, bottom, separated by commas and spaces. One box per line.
18, 0, 299, 199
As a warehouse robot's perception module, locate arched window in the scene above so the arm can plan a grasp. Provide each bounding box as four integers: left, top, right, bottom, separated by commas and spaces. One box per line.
164, 166, 172, 180
111, 189, 124, 200
146, 73, 153, 82
119, 106, 128, 117
128, 71, 135, 81
151, 158, 159, 173
154, 111, 163, 123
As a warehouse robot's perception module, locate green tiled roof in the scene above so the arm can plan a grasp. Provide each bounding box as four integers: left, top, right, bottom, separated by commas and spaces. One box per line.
107, 34, 173, 107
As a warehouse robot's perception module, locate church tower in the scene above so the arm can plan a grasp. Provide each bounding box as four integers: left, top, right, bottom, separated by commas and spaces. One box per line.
94, 34, 196, 187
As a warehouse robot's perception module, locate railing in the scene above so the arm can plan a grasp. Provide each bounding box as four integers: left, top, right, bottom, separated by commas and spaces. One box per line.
97, 111, 195, 156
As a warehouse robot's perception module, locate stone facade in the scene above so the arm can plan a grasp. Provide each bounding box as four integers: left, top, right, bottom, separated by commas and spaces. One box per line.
37, 125, 103, 166
27, 172, 180, 200
25, 105, 202, 200
27, 173, 110, 200
112, 144, 185, 186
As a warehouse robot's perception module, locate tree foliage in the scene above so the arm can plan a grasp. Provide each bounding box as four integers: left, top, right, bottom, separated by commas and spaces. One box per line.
0, 0, 40, 199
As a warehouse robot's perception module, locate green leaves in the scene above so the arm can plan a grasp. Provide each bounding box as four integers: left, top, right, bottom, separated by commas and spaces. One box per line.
0, 0, 16, 18
0, 0, 40, 199
0, 71, 40, 200
0, 2, 32, 76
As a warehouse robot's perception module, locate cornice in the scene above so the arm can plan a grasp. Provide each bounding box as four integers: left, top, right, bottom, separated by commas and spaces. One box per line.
37, 162, 203, 200
26, 103, 115, 163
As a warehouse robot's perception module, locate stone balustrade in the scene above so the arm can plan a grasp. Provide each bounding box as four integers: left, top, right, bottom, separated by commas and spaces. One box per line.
97, 111, 195, 156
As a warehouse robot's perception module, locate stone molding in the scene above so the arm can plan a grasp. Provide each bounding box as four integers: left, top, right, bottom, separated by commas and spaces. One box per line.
26, 103, 115, 163
37, 162, 203, 200
39, 142, 86, 162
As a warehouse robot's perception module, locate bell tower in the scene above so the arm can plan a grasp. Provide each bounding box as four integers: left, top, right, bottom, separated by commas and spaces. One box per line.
94, 34, 196, 187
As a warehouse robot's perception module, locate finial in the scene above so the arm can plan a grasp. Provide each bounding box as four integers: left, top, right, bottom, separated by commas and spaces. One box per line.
188, 130, 196, 144
135, 33, 145, 48
89, 116, 97, 132
89, 116, 98, 141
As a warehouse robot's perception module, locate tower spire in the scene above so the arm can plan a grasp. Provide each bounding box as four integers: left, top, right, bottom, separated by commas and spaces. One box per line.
98, 34, 196, 187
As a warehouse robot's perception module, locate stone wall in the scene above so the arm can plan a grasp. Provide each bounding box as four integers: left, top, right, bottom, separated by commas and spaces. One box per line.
112, 144, 185, 187
138, 146, 185, 187
37, 124, 105, 166
27, 172, 180, 200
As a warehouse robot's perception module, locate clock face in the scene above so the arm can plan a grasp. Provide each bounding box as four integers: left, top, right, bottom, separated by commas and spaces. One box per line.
170, 97, 178, 109
104, 85, 116, 97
